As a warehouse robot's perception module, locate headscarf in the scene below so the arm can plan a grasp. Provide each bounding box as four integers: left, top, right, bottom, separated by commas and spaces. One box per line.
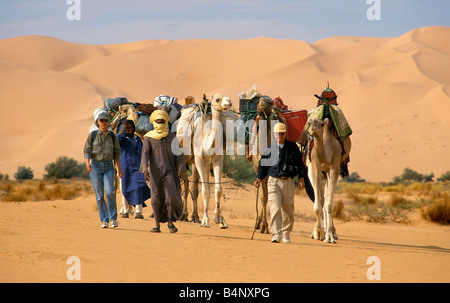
145, 110, 170, 140
94, 109, 110, 127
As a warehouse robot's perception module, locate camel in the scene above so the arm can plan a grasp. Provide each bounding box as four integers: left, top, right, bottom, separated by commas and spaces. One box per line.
247, 96, 285, 234
179, 156, 201, 223
177, 94, 238, 228
306, 117, 351, 243
175, 100, 203, 224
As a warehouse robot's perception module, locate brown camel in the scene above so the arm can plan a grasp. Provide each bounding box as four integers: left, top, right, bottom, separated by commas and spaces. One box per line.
306, 117, 351, 243
247, 96, 284, 234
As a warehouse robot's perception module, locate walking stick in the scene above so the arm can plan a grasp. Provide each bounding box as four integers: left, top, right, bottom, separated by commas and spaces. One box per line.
251, 186, 259, 240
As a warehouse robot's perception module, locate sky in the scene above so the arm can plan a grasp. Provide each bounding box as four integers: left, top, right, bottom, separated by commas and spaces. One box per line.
1, 0, 449, 45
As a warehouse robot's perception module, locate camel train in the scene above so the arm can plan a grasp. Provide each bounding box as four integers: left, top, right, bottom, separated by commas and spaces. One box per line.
92, 84, 352, 244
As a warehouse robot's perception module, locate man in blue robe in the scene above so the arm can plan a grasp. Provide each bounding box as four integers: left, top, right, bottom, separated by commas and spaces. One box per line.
118, 120, 151, 219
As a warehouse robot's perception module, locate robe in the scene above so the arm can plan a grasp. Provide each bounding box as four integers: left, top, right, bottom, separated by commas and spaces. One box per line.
118, 134, 150, 206
140, 132, 186, 224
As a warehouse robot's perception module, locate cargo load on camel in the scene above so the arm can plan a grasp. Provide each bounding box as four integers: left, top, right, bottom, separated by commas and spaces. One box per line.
236, 87, 309, 144
304, 85, 352, 140
303, 84, 352, 178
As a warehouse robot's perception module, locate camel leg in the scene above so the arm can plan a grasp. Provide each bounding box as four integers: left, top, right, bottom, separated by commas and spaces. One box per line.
117, 171, 133, 216
309, 166, 324, 241
252, 156, 269, 234
323, 169, 339, 243
196, 157, 210, 228
180, 171, 189, 222
190, 163, 200, 223
212, 157, 228, 229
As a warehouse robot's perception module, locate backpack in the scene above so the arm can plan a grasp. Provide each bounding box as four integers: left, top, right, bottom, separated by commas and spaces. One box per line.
90, 130, 116, 149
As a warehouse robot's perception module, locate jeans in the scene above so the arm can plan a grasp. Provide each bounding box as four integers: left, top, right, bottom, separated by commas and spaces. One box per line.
90, 160, 117, 223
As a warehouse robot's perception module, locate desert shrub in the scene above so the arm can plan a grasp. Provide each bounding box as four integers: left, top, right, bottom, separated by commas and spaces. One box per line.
345, 202, 409, 224
223, 155, 255, 184
336, 182, 381, 194
0, 173, 9, 181
14, 166, 34, 180
0, 179, 92, 202
44, 156, 89, 179
393, 167, 434, 184
389, 194, 412, 209
333, 199, 345, 219
341, 172, 365, 183
420, 193, 450, 225
347, 192, 378, 205
437, 171, 450, 182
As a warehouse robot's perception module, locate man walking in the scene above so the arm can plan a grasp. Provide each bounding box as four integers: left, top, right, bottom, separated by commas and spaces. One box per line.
254, 123, 307, 243
140, 110, 187, 233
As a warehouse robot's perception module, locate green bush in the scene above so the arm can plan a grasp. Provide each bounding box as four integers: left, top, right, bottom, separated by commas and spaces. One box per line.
44, 156, 89, 179
437, 171, 450, 182
341, 172, 365, 183
393, 167, 434, 183
14, 167, 34, 180
223, 156, 255, 184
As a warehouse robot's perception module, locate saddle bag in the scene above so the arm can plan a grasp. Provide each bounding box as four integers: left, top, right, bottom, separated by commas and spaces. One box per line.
274, 97, 288, 112
282, 110, 308, 142
103, 97, 131, 112
135, 113, 154, 136
239, 97, 259, 114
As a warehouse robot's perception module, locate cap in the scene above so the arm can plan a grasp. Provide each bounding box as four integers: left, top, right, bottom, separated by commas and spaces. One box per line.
94, 109, 110, 127
273, 123, 287, 133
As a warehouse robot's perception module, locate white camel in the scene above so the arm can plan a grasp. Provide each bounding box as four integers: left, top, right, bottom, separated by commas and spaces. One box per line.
188, 94, 237, 228
306, 117, 351, 243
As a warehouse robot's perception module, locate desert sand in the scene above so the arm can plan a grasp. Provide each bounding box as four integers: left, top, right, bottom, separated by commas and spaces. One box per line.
0, 179, 449, 283
0, 26, 449, 283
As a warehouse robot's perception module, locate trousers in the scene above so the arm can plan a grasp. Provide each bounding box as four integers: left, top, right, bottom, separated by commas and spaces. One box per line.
90, 160, 117, 223
267, 176, 295, 237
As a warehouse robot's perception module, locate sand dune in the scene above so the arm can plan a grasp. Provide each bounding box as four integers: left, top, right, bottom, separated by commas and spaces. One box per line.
0, 26, 449, 181
1, 26, 450, 284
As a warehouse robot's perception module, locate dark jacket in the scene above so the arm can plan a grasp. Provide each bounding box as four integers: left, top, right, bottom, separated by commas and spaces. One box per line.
256, 140, 306, 180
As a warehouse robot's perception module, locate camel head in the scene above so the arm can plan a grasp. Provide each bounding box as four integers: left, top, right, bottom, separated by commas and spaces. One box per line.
257, 95, 273, 119
211, 93, 232, 111
308, 118, 329, 138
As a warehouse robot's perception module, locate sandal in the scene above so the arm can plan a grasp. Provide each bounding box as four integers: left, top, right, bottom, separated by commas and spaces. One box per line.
168, 224, 178, 233
150, 227, 161, 233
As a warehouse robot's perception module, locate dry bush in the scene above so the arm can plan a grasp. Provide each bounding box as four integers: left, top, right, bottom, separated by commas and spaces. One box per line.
333, 199, 345, 219
336, 182, 381, 194
389, 193, 412, 209
347, 192, 378, 205
0, 180, 92, 202
332, 181, 450, 225
420, 193, 450, 225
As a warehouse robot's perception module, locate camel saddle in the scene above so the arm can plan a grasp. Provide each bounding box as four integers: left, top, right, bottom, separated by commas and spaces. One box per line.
305, 103, 352, 140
